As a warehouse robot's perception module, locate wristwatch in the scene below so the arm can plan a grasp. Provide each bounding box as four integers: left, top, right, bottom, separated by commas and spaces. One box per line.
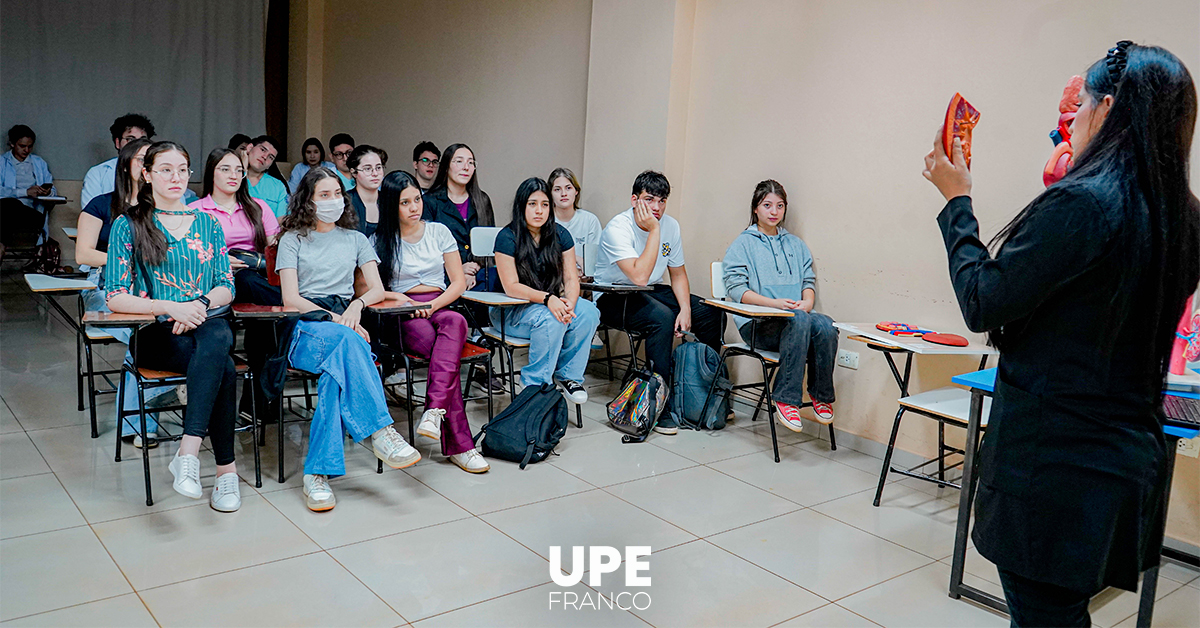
196, 295, 212, 308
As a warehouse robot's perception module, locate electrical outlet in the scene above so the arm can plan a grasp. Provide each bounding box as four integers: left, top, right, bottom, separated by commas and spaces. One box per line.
836, 349, 859, 370
1178, 437, 1199, 458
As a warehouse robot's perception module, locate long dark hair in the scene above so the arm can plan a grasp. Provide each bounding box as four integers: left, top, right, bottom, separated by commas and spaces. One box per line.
989, 43, 1200, 370
201, 147, 268, 252
749, 179, 788, 226
507, 177, 564, 296
279, 166, 357, 237
128, 141, 190, 265
374, 170, 424, 289
431, 143, 494, 226
110, 137, 152, 219
301, 137, 326, 165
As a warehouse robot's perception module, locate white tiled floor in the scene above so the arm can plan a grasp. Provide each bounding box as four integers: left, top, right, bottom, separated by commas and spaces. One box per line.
1, 272, 1197, 627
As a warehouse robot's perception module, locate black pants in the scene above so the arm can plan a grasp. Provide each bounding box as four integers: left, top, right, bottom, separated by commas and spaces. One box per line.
997, 567, 1092, 628
233, 268, 282, 305
597, 284, 725, 384
134, 318, 238, 466
233, 268, 283, 418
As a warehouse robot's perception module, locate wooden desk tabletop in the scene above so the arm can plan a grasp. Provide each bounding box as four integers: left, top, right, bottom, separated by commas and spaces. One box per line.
834, 322, 998, 356
366, 297, 432, 314
81, 311, 154, 327
459, 291, 528, 306
703, 298, 794, 318
231, 304, 301, 318
25, 273, 96, 293
580, 282, 653, 293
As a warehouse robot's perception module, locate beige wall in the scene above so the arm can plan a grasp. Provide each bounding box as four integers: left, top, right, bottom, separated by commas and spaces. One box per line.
317, 0, 592, 223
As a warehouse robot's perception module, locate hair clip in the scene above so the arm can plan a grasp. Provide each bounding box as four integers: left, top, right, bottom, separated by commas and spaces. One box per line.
1105, 40, 1133, 85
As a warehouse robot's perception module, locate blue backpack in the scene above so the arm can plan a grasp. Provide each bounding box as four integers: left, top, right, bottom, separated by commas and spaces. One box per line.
672, 340, 730, 430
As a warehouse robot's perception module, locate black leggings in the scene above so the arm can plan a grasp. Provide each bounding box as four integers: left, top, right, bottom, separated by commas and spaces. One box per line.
134, 318, 238, 466
997, 567, 1092, 627
233, 268, 282, 417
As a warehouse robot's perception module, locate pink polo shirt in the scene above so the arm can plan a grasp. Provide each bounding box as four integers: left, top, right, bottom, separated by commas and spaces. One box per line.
189, 195, 280, 252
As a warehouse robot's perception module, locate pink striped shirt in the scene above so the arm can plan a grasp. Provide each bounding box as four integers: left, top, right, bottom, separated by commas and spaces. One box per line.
189, 195, 280, 252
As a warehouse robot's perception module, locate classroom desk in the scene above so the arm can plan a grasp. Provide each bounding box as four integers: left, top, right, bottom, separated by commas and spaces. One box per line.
460, 292, 529, 398
364, 297, 431, 315
579, 282, 653, 293
833, 323, 998, 505
948, 367, 1200, 625
62, 226, 78, 240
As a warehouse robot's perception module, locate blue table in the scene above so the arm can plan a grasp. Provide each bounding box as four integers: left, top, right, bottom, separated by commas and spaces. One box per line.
948, 367, 1199, 626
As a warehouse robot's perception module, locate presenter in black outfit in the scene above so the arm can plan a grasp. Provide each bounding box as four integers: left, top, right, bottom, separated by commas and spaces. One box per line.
924, 42, 1199, 627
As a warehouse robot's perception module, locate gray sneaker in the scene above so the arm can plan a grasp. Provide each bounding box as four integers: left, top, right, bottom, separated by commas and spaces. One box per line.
653, 413, 679, 435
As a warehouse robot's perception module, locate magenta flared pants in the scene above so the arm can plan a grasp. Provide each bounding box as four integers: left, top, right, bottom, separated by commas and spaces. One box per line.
400, 292, 474, 456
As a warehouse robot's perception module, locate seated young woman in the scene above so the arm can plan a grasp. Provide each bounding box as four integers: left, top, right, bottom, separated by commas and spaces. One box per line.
722, 179, 838, 429
371, 170, 488, 473
105, 141, 243, 512
491, 177, 600, 404
287, 137, 336, 192
347, 145, 386, 238
276, 166, 420, 512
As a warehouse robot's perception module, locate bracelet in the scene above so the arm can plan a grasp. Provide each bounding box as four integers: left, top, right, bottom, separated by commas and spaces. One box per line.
543, 293, 553, 306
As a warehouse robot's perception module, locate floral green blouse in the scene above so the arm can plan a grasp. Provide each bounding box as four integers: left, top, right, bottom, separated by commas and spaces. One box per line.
105, 210, 235, 302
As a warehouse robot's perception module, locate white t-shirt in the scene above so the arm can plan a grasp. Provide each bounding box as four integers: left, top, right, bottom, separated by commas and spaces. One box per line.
556, 208, 603, 275
594, 208, 685, 285
371, 221, 458, 293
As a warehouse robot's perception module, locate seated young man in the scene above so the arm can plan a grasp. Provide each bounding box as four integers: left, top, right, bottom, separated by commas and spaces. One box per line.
593, 170, 725, 434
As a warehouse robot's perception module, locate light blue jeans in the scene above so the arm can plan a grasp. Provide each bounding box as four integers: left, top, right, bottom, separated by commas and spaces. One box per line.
489, 298, 600, 387
85, 267, 166, 436
288, 320, 394, 477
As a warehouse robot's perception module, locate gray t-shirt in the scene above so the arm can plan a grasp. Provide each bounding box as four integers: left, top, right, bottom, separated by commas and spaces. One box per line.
276, 227, 379, 300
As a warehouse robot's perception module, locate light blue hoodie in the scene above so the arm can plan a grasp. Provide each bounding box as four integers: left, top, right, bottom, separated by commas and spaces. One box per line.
722, 224, 815, 329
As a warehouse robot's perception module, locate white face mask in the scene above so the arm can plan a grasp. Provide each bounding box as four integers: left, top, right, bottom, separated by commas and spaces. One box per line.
313, 198, 344, 223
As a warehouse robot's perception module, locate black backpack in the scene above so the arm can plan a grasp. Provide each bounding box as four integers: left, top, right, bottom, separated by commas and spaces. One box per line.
475, 383, 568, 469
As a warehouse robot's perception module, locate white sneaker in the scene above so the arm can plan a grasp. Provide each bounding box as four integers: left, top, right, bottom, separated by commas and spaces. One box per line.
176, 384, 187, 405
372, 426, 422, 469
383, 369, 408, 386
591, 333, 604, 351
303, 474, 336, 511
210, 472, 241, 512
168, 453, 202, 499
449, 448, 490, 473
133, 432, 159, 449
417, 408, 445, 441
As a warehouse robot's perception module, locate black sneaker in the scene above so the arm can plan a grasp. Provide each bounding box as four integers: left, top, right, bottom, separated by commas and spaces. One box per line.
654, 413, 679, 435
472, 367, 507, 394
555, 378, 588, 404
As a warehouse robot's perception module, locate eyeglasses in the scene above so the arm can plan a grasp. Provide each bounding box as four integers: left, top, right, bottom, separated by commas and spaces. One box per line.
216, 166, 246, 178
332, 151, 351, 159
150, 168, 192, 180
451, 158, 476, 168
418, 157, 440, 166
354, 165, 384, 174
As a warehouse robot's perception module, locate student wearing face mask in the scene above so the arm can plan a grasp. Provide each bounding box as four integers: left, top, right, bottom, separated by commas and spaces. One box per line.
276, 166, 420, 512
346, 145, 387, 238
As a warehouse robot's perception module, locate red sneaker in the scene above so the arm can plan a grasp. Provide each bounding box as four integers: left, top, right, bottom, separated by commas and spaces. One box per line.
812, 401, 835, 425
774, 401, 805, 433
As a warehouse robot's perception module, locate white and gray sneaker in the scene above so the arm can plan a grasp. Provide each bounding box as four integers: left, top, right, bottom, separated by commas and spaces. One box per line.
132, 432, 159, 449
210, 472, 241, 512
417, 408, 445, 441
168, 453, 203, 499
591, 333, 605, 351
303, 474, 336, 512
383, 369, 408, 386
372, 426, 422, 469
555, 378, 588, 404
449, 448, 490, 473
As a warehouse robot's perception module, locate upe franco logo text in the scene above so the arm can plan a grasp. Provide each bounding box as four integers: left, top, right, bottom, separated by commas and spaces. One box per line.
548, 546, 651, 610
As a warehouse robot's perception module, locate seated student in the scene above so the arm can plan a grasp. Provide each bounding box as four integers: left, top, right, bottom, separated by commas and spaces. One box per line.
82, 113, 153, 208
328, 133, 356, 192
347, 145, 387, 238
722, 180, 837, 428
372, 170, 488, 473
105, 141, 243, 512
227, 134, 252, 154
593, 170, 725, 434
276, 166, 420, 512
549, 167, 602, 277
78, 137, 170, 446
0, 125, 56, 247
288, 137, 337, 192
245, 135, 289, 218
190, 148, 281, 305
492, 177, 600, 404
412, 141, 440, 193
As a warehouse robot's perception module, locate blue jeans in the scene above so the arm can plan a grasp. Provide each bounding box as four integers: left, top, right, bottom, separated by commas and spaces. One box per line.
489, 299, 600, 387
288, 320, 394, 477
85, 268, 166, 436
738, 309, 838, 407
